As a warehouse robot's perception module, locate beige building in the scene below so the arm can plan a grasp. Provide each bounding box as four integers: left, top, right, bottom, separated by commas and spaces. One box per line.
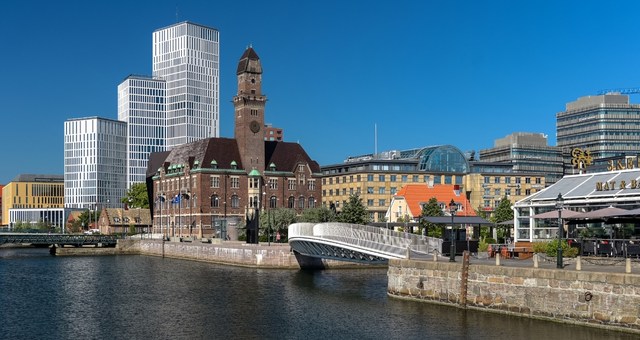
1, 174, 64, 227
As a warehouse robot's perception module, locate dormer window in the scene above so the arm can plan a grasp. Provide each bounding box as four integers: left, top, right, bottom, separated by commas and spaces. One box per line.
114, 217, 120, 223
210, 160, 218, 169
231, 161, 238, 170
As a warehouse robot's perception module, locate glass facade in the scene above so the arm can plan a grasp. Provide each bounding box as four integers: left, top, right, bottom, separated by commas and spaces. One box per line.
152, 21, 220, 148
64, 117, 127, 210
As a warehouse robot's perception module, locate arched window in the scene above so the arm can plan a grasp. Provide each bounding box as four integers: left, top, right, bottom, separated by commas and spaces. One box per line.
231, 195, 240, 208
270, 196, 277, 209
298, 196, 305, 209
288, 196, 295, 209
211, 195, 219, 208
308, 197, 316, 208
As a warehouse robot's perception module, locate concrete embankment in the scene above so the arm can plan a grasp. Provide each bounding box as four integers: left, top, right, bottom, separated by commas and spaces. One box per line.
55, 239, 375, 269
387, 257, 640, 335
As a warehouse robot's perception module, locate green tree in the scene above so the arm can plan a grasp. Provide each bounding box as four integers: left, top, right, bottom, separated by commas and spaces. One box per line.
298, 206, 337, 223
420, 197, 444, 237
337, 194, 369, 225
121, 182, 149, 209
492, 196, 514, 242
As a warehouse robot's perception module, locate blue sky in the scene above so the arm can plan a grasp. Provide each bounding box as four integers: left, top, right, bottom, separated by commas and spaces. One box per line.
2, 0, 640, 184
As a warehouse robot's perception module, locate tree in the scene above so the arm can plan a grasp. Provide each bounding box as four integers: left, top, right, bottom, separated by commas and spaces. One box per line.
121, 182, 149, 209
298, 206, 337, 223
492, 196, 514, 242
338, 194, 369, 225
420, 197, 444, 237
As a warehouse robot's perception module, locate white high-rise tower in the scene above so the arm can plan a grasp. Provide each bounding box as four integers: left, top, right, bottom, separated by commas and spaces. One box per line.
117, 21, 220, 187
153, 21, 220, 148
118, 75, 166, 186
63, 117, 127, 210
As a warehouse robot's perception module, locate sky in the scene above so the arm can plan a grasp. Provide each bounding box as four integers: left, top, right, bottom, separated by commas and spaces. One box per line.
3, 0, 640, 184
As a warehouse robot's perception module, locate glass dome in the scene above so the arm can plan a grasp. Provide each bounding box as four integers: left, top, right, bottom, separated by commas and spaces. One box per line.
414, 145, 469, 173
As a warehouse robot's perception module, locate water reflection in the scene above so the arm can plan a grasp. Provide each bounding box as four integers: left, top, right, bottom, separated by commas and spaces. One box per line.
0, 248, 637, 340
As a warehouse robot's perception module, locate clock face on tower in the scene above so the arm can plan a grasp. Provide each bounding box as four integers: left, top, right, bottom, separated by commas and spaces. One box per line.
250, 120, 261, 134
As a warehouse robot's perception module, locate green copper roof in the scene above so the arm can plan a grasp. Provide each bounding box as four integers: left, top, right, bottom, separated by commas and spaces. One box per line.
248, 169, 261, 177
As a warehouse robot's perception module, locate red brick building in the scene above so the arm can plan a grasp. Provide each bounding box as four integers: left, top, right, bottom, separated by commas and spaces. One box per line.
147, 47, 322, 239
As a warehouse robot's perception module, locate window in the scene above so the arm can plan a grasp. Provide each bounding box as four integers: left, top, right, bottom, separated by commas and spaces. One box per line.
401, 175, 408, 182
495, 188, 501, 196
249, 177, 259, 189
378, 187, 385, 194
505, 177, 511, 184
308, 197, 316, 208
269, 178, 278, 189
298, 196, 305, 209
270, 196, 277, 208
231, 195, 240, 208
378, 199, 385, 206
288, 196, 295, 208
390, 175, 397, 182
211, 195, 219, 207
505, 189, 511, 196
379, 175, 385, 182
367, 187, 374, 194
525, 178, 531, 184
494, 177, 500, 184
367, 199, 374, 206
210, 176, 220, 188
288, 179, 296, 190
525, 189, 531, 195
535, 177, 541, 184
413, 175, 419, 182
484, 188, 490, 195
516, 177, 521, 184
308, 180, 315, 191
484, 177, 490, 184
231, 177, 239, 189
390, 187, 397, 195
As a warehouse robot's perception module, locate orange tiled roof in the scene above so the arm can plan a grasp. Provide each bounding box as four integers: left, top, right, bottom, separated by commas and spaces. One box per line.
395, 184, 476, 218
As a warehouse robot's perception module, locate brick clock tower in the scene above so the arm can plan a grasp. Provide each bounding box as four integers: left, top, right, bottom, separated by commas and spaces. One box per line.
233, 46, 266, 174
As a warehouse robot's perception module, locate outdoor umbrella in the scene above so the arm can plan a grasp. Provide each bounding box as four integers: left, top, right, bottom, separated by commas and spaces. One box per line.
570, 206, 628, 220
530, 209, 582, 219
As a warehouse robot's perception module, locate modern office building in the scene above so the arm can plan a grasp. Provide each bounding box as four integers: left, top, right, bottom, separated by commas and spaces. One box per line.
321, 145, 469, 222
152, 21, 220, 148
63, 117, 127, 211
117, 75, 167, 187
1, 174, 66, 230
147, 47, 322, 239
479, 132, 563, 184
117, 21, 220, 188
557, 94, 640, 173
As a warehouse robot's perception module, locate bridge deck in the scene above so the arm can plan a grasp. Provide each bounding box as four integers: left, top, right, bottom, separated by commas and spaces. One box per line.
0, 233, 119, 247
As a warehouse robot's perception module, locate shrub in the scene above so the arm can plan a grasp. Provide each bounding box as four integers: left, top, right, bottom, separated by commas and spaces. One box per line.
533, 240, 578, 257
478, 238, 489, 252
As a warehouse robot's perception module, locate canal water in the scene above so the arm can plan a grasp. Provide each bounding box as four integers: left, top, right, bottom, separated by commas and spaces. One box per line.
0, 247, 636, 340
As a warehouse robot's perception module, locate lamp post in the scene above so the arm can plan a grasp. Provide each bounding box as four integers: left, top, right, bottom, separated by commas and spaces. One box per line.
555, 193, 564, 269
449, 199, 457, 262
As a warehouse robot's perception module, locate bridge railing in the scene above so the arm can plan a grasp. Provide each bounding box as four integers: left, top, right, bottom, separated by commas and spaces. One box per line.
289, 222, 442, 258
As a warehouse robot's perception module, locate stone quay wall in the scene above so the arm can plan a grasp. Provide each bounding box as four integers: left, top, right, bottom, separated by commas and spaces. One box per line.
57, 239, 368, 269
388, 259, 640, 334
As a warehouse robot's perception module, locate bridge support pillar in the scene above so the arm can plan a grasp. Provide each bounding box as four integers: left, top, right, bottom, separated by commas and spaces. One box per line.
405, 247, 411, 259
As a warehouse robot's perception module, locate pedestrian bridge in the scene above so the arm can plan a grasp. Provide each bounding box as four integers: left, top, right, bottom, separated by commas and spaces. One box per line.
0, 233, 119, 247
288, 222, 442, 264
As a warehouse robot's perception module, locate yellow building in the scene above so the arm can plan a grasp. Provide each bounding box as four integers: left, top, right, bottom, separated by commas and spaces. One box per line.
463, 172, 545, 216
1, 174, 64, 226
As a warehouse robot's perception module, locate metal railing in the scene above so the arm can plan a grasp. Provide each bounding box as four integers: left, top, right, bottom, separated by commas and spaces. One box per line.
289, 222, 442, 259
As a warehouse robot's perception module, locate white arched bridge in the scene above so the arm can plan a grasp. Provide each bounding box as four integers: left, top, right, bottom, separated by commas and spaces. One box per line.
288, 222, 443, 264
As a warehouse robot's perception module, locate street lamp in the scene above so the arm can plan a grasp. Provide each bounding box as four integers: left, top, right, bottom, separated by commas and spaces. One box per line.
449, 199, 457, 262
555, 193, 564, 269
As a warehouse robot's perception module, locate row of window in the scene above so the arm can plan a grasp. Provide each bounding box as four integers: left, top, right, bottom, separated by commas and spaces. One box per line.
483, 176, 542, 184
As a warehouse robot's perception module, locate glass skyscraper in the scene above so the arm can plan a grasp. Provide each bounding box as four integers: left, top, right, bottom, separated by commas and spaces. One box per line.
63, 117, 127, 210
153, 21, 220, 148
118, 75, 166, 186
118, 21, 220, 187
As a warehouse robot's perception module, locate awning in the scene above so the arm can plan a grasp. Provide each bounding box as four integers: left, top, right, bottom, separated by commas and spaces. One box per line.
530, 209, 582, 219
570, 206, 629, 220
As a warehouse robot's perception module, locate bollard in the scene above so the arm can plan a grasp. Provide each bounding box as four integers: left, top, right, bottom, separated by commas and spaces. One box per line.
576, 256, 581, 271
496, 253, 501, 266
626, 258, 631, 273
533, 253, 538, 268
433, 251, 438, 262
406, 246, 411, 260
